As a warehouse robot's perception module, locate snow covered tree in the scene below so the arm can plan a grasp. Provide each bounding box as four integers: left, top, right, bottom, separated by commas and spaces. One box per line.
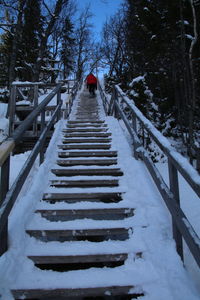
101, 0, 200, 164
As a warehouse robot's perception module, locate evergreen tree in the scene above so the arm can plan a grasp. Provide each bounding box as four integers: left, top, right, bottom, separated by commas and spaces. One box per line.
102, 0, 200, 163
0, 30, 13, 86
18, 0, 43, 81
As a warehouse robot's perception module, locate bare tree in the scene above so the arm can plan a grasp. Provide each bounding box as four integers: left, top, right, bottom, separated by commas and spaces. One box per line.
73, 5, 93, 80
101, 8, 126, 79
32, 0, 69, 81
48, 0, 76, 81
88, 42, 103, 75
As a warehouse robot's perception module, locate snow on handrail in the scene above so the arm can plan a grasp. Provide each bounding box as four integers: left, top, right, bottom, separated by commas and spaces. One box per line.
100, 83, 200, 267
115, 85, 200, 197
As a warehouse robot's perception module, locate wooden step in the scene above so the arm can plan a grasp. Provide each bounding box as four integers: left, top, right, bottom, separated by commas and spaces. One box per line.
28, 253, 127, 265
50, 179, 118, 188
51, 168, 123, 176
76, 108, 98, 111
56, 159, 117, 166
12, 285, 144, 299
67, 124, 107, 128
76, 110, 98, 113
58, 144, 111, 150
43, 192, 122, 203
63, 133, 111, 138
58, 151, 117, 158
76, 118, 100, 121
75, 116, 99, 120
68, 120, 105, 124
75, 112, 99, 115
62, 138, 111, 143
26, 227, 130, 242
36, 208, 135, 221
28, 253, 128, 271
63, 128, 108, 132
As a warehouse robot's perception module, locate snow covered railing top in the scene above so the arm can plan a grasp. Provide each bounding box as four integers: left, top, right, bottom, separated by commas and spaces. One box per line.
99, 82, 200, 268
12, 81, 47, 86
114, 85, 200, 197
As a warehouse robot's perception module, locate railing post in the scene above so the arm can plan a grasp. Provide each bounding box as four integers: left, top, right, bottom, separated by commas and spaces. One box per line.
168, 159, 183, 260
67, 81, 70, 94
114, 100, 119, 119
39, 110, 45, 164
65, 99, 69, 119
33, 84, 38, 136
132, 112, 137, 134
56, 88, 61, 121
142, 125, 145, 147
9, 84, 17, 135
196, 147, 200, 174
0, 156, 10, 255
108, 88, 116, 116
131, 112, 139, 159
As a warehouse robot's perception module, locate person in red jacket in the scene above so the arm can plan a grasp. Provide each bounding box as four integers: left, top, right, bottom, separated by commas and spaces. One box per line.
86, 73, 97, 96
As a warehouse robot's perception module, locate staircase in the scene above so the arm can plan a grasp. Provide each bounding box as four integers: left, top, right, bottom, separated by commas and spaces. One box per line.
5, 84, 200, 300
10, 90, 146, 299
9, 90, 139, 299
9, 90, 143, 299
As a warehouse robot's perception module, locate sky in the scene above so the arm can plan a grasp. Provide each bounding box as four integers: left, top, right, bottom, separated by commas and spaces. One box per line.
77, 0, 123, 38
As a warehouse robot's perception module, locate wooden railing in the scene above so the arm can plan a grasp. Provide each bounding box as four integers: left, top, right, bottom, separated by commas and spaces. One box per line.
8, 80, 76, 135
99, 83, 200, 268
66, 80, 80, 117
0, 80, 79, 255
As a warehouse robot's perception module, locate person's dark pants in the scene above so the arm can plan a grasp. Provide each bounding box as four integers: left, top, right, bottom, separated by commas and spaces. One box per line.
88, 84, 96, 95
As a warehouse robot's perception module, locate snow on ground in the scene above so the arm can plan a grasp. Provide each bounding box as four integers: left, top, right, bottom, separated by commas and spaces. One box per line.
0, 90, 199, 299
156, 162, 200, 291
0, 103, 9, 143
0, 103, 8, 118
0, 118, 64, 299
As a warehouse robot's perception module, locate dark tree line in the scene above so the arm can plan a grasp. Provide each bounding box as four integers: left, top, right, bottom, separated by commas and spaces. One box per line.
102, 0, 200, 163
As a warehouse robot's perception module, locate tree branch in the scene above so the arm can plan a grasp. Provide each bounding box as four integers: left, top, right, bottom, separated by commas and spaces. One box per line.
42, 0, 54, 18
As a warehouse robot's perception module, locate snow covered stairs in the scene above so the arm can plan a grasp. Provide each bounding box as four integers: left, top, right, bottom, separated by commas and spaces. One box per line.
12, 119, 143, 299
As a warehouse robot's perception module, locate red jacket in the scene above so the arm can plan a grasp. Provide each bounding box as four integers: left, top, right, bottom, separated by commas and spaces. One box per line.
86, 74, 97, 84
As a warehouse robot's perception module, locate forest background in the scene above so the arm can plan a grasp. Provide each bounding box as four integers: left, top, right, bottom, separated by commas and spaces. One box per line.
0, 0, 200, 168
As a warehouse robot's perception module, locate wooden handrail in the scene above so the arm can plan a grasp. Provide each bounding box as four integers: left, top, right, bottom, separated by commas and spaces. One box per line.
0, 80, 79, 256
1, 84, 62, 167
12, 83, 62, 143
0, 139, 15, 167
115, 85, 200, 197
0, 103, 61, 236
98, 82, 200, 268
